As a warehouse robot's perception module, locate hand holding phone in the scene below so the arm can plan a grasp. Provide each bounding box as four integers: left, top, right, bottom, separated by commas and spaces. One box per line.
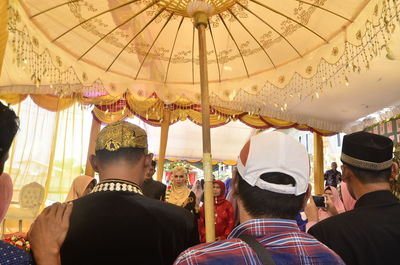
312, 195, 327, 208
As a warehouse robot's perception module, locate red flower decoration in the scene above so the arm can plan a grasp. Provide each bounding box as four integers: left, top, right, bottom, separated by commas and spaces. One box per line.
3, 235, 31, 251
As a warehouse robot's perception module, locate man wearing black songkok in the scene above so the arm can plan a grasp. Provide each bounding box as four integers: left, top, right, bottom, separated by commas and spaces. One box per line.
309, 131, 400, 265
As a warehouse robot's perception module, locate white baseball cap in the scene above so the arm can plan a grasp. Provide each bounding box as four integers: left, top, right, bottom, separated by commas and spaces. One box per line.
237, 131, 310, 196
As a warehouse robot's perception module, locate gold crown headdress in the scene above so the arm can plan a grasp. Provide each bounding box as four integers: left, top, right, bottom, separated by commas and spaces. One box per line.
95, 121, 148, 153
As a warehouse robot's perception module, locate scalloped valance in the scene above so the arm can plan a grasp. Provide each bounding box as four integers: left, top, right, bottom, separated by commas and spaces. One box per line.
0, 93, 336, 136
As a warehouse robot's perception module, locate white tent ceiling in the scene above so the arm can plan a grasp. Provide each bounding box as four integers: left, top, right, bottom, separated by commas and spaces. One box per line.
129, 117, 256, 161
289, 43, 400, 132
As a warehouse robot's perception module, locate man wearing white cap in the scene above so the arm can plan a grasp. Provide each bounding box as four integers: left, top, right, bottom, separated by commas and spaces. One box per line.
174, 131, 344, 265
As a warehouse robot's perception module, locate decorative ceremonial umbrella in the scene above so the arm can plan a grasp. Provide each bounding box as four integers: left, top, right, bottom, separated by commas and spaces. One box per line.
2, 0, 400, 241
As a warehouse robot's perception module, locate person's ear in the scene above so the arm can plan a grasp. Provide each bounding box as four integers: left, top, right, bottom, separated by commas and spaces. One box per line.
302, 184, 312, 210
341, 165, 352, 183
144, 153, 154, 168
231, 169, 239, 198
89, 154, 99, 172
390, 162, 399, 181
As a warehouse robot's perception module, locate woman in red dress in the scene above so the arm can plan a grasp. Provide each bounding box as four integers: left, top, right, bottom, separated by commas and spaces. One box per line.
198, 180, 235, 242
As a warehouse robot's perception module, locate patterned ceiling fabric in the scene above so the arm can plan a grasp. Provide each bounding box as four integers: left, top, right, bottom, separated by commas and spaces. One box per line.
0, 0, 399, 133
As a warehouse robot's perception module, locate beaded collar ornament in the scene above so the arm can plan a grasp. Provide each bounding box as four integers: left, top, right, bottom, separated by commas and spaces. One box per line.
91, 179, 143, 195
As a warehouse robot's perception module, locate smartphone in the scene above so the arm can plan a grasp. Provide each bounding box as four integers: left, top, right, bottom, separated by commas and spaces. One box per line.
312, 195, 326, 208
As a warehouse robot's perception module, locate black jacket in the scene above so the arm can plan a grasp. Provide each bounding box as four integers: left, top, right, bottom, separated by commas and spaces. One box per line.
61, 186, 199, 265
142, 178, 166, 201
309, 190, 400, 265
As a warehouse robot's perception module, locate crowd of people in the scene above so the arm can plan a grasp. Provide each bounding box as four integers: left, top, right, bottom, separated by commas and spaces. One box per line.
1, 100, 400, 265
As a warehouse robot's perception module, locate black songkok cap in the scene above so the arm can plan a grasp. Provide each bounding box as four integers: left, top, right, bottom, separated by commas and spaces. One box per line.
341, 131, 393, 171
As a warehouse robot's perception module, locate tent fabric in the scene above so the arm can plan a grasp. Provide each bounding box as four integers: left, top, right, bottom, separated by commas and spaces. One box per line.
1, 1, 399, 133
3, 0, 387, 93
0, 93, 337, 136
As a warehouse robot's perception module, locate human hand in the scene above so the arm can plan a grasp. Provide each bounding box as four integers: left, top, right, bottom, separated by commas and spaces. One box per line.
324, 195, 338, 216
304, 197, 319, 223
27, 202, 73, 265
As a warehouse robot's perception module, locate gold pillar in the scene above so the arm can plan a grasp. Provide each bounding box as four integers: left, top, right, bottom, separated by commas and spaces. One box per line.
85, 115, 101, 177
196, 15, 215, 242
313, 132, 324, 195
157, 110, 171, 181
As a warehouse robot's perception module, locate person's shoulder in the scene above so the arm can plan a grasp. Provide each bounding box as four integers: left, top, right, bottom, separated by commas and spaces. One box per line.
309, 210, 355, 233
0, 241, 33, 264
154, 180, 166, 188
174, 238, 245, 264
291, 231, 345, 264
144, 196, 193, 219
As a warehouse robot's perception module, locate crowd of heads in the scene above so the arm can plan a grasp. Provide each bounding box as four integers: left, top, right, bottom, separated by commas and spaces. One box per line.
1, 108, 398, 265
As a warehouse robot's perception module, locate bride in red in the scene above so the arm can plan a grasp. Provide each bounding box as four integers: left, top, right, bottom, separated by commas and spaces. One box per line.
199, 180, 235, 242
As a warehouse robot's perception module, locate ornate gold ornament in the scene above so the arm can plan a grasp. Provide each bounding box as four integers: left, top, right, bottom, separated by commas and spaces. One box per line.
95, 121, 148, 153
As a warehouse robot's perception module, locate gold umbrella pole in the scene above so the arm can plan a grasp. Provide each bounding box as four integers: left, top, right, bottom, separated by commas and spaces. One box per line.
193, 7, 215, 242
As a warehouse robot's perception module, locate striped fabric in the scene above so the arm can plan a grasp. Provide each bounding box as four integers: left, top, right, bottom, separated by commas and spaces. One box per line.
174, 219, 345, 265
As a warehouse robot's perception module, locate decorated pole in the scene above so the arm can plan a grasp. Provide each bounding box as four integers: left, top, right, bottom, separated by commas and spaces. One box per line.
188, 1, 216, 242
157, 109, 171, 181
313, 132, 324, 195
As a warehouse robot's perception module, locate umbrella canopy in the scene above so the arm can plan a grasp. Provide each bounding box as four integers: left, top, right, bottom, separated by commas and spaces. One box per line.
1, 0, 399, 132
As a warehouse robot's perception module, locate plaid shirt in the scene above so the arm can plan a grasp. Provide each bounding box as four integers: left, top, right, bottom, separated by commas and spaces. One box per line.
174, 219, 345, 265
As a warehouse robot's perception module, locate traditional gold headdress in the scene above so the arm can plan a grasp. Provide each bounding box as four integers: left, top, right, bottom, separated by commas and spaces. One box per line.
95, 121, 148, 153
172, 166, 188, 175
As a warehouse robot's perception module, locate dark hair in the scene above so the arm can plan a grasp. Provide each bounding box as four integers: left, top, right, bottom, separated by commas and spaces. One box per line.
324, 186, 332, 192
345, 163, 391, 184
95, 147, 146, 165
238, 172, 307, 219
151, 160, 157, 168
0, 102, 19, 160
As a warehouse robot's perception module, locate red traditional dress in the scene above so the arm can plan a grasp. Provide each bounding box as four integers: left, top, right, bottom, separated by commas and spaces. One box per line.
199, 180, 235, 242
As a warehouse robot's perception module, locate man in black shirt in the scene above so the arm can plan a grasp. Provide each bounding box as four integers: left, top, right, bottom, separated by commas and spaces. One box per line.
309, 131, 400, 265
141, 160, 166, 200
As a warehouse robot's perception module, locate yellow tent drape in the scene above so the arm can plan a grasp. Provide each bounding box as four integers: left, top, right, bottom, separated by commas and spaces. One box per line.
0, 94, 28, 105
30, 94, 75, 112
0, 93, 337, 136
92, 107, 129, 124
